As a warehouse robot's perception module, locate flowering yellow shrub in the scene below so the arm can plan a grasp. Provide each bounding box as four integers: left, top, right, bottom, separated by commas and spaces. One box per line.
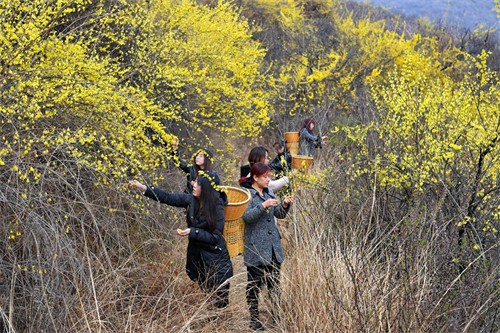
245, 0, 499, 242
346, 50, 500, 190
0, 0, 272, 186
0, 0, 273, 288
85, 0, 272, 169
341, 42, 499, 241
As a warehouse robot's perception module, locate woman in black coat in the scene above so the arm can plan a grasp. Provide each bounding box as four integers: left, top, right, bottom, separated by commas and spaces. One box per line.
128, 171, 233, 308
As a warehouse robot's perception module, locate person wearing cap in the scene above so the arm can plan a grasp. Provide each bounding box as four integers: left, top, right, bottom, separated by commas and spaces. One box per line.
128, 171, 233, 308
298, 118, 327, 157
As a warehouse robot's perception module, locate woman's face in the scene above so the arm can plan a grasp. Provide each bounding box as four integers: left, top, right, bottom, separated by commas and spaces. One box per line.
195, 153, 205, 167
308, 122, 315, 131
253, 171, 271, 189
192, 181, 202, 197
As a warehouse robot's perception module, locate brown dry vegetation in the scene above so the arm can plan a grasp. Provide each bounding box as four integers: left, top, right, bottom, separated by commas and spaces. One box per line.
1, 0, 499, 332
2, 141, 498, 332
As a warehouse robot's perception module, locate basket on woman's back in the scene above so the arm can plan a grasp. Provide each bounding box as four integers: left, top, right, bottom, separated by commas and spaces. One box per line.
221, 186, 250, 257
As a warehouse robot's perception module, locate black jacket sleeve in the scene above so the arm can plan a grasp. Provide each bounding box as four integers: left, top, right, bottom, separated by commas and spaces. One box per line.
269, 155, 283, 172
144, 186, 191, 208
176, 152, 191, 174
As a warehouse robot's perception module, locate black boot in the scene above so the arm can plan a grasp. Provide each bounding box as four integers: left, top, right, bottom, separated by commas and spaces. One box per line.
247, 267, 266, 331
249, 301, 266, 331
250, 317, 266, 331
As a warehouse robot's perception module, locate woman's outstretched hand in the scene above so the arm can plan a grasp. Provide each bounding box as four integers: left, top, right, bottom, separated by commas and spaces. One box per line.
128, 180, 147, 193
177, 228, 191, 237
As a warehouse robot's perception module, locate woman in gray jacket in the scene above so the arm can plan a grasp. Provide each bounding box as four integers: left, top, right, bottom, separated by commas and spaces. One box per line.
298, 117, 327, 156
239, 162, 294, 331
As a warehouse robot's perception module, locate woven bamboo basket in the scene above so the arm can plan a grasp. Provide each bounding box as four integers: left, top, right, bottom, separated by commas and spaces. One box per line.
292, 154, 313, 173
223, 186, 251, 220
284, 132, 299, 156
223, 218, 245, 258
221, 186, 251, 257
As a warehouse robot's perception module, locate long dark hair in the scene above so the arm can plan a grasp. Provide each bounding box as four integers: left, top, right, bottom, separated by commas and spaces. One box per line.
194, 173, 220, 231
239, 162, 271, 187
300, 118, 315, 134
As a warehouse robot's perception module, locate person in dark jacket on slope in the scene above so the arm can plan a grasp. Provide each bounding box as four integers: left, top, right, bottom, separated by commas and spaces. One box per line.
171, 146, 216, 193
239, 163, 294, 330
240, 146, 292, 193
128, 171, 233, 308
269, 141, 292, 175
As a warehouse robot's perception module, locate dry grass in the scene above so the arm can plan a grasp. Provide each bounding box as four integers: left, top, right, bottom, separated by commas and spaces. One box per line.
1, 157, 498, 333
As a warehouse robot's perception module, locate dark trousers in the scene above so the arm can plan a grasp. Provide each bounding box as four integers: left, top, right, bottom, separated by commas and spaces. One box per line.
246, 255, 281, 322
199, 279, 231, 309
213, 282, 230, 309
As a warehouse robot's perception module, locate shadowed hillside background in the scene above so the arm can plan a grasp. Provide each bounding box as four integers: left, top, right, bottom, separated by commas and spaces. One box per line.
1, 0, 499, 332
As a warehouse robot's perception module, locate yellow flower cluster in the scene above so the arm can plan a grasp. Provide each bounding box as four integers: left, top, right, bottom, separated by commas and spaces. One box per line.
7, 229, 22, 240
17, 263, 47, 275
